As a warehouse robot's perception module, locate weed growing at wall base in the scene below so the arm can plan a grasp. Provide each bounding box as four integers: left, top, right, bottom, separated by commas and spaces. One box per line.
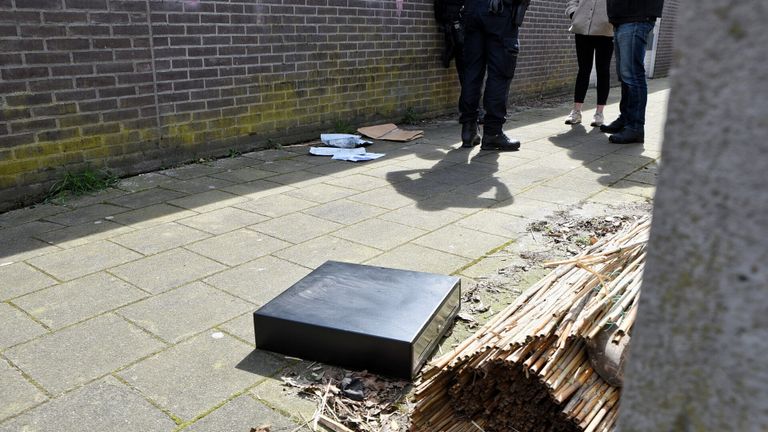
47, 167, 118, 202
401, 107, 420, 125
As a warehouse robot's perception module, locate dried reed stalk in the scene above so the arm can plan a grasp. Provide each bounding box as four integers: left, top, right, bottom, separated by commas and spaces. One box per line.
411, 217, 650, 432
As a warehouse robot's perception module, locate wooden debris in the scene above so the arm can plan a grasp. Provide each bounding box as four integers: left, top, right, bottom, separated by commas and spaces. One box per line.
319, 415, 356, 432
410, 217, 650, 432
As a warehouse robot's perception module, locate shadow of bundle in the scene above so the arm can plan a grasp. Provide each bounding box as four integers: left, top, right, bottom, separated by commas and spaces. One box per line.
411, 217, 650, 432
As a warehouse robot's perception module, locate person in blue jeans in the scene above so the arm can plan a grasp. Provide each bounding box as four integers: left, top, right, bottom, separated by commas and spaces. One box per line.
601, 0, 664, 144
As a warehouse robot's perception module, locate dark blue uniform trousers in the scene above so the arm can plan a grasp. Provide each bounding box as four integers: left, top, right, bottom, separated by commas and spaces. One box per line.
458, 0, 520, 135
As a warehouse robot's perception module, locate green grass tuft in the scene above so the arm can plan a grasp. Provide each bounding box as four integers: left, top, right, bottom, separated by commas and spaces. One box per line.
47, 167, 118, 201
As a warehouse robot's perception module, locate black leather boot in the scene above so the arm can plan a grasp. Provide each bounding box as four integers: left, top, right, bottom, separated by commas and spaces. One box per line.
608, 128, 644, 144
599, 118, 626, 134
481, 133, 520, 151
461, 122, 480, 148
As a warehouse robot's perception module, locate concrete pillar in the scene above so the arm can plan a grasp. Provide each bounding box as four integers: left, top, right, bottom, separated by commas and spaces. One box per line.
616, 1, 768, 431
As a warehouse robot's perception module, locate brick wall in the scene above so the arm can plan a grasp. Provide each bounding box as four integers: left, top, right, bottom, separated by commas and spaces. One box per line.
654, 0, 679, 78
0, 0, 578, 210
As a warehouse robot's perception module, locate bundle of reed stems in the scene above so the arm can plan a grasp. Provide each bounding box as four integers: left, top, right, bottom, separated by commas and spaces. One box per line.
410, 217, 650, 432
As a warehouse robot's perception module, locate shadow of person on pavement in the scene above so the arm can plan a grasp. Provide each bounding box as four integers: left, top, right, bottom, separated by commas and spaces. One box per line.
386, 147, 512, 212
549, 124, 655, 188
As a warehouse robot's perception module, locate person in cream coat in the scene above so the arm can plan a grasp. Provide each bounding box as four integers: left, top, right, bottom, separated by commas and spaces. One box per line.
564, 0, 614, 127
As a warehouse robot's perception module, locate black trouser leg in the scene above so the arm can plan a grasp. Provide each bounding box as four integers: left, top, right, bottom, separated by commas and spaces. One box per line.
573, 34, 594, 104
480, 12, 519, 135
594, 36, 614, 105
458, 11, 486, 125
454, 42, 466, 86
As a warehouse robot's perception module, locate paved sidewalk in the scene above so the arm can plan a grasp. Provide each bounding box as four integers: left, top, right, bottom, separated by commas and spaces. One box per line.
0, 80, 667, 431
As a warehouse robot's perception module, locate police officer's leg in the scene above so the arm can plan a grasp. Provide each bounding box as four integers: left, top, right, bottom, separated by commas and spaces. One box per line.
479, 9, 520, 151
458, 11, 484, 124
458, 7, 484, 147
454, 37, 466, 86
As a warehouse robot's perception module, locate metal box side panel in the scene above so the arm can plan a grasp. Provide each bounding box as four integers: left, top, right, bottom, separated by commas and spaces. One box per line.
254, 312, 413, 379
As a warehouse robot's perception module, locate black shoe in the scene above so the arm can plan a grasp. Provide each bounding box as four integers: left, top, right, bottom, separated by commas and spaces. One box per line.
481, 133, 520, 151
600, 118, 626, 134
461, 122, 480, 148
608, 128, 644, 144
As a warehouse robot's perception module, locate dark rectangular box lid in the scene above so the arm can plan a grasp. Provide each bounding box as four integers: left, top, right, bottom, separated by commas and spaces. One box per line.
253, 261, 460, 379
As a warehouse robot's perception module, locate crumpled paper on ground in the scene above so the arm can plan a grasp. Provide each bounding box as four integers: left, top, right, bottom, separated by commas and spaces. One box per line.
309, 147, 385, 162
320, 133, 372, 148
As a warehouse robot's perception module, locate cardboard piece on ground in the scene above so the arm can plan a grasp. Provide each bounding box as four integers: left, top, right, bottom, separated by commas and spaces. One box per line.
357, 123, 423, 142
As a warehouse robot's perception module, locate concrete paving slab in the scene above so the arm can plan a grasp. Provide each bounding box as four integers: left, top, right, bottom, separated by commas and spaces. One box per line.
160, 164, 225, 180
110, 203, 198, 229
168, 190, 248, 213
386, 176, 460, 199
624, 163, 659, 185
347, 187, 418, 210
0, 262, 57, 301
111, 222, 211, 255
242, 149, 296, 161
161, 177, 236, 195
118, 281, 252, 343
588, 189, 651, 205
250, 213, 342, 244
33, 220, 135, 249
0, 222, 64, 262
365, 243, 470, 275
542, 174, 609, 195
449, 177, 517, 202
0, 357, 47, 423
117, 332, 286, 422
414, 191, 495, 214
220, 180, 295, 199
249, 361, 321, 423
57, 188, 128, 209
204, 256, 311, 306
264, 170, 327, 187
518, 185, 595, 206
323, 173, 390, 192
334, 218, 428, 251
303, 199, 387, 225
456, 210, 532, 239
4, 314, 164, 394
13, 272, 146, 330
259, 158, 315, 174
0, 376, 175, 432
27, 241, 142, 281
42, 204, 128, 227
0, 303, 47, 349
234, 193, 317, 218
209, 167, 276, 183
0, 204, 66, 229
177, 208, 268, 235
110, 249, 226, 294
274, 235, 381, 269
492, 196, 564, 220
106, 188, 186, 210
185, 229, 290, 266
379, 205, 465, 231
115, 172, 173, 193
610, 180, 657, 199
285, 183, 358, 204
183, 394, 297, 432
413, 224, 508, 260
218, 313, 255, 345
